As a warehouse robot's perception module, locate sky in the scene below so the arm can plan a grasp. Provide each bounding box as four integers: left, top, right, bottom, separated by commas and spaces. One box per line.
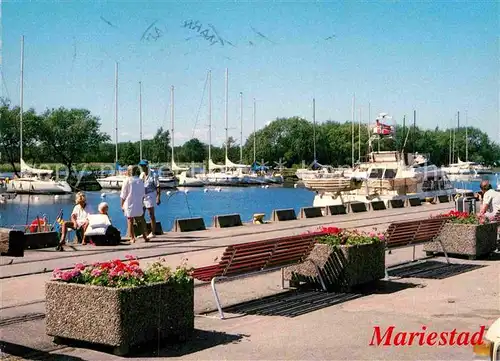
2, 0, 499, 148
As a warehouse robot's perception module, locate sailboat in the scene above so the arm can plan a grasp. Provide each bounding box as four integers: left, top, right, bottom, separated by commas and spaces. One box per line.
96, 62, 127, 190
6, 36, 72, 195
297, 98, 346, 182
196, 69, 240, 186
168, 86, 201, 187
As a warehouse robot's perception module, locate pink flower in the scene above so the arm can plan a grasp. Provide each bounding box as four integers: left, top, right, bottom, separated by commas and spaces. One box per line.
125, 254, 136, 260
91, 269, 103, 277
74, 263, 86, 271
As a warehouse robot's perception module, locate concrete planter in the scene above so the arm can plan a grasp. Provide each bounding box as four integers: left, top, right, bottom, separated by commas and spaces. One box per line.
46, 279, 194, 355
424, 222, 498, 259
284, 242, 385, 291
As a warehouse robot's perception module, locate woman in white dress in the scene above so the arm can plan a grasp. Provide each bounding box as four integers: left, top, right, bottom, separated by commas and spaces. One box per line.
120, 165, 149, 243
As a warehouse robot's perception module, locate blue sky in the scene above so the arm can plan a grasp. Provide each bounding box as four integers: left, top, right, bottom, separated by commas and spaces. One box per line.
2, 0, 499, 148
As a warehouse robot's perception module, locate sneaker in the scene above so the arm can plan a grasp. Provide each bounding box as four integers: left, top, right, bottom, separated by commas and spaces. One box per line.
147, 233, 156, 239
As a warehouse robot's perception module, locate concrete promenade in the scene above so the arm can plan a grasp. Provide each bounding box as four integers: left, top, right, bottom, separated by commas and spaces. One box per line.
0, 202, 499, 360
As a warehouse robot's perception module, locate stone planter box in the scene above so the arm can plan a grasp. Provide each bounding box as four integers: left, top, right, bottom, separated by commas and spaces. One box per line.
284, 242, 385, 291
46, 279, 194, 355
424, 222, 498, 260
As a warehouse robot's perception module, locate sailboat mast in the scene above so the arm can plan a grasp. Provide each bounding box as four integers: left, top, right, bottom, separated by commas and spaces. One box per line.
465, 110, 468, 162
457, 111, 460, 161
449, 124, 452, 165
253, 98, 256, 163
139, 81, 142, 160
114, 62, 118, 173
351, 94, 355, 167
170, 85, 174, 168
452, 118, 456, 164
239, 91, 243, 164
358, 108, 361, 161
412, 110, 416, 154
224, 68, 228, 163
19, 35, 24, 163
313, 98, 316, 161
208, 70, 212, 162
367, 102, 371, 153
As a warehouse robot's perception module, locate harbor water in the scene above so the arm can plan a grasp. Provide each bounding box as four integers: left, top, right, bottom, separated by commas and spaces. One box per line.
1, 174, 498, 236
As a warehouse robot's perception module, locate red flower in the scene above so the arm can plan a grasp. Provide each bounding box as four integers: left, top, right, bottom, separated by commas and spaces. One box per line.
320, 226, 342, 235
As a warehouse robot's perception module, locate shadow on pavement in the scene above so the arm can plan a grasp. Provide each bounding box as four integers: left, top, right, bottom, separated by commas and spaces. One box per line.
354, 279, 424, 295
222, 290, 362, 318
388, 260, 485, 280
44, 329, 246, 358
0, 340, 85, 361
131, 329, 247, 357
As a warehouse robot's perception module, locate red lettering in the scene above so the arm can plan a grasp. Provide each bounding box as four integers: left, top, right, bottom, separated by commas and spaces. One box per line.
426, 332, 438, 345
449, 329, 458, 345
457, 332, 470, 346
408, 332, 418, 345
370, 326, 394, 346
419, 326, 427, 346
471, 326, 485, 345
394, 332, 407, 346
438, 332, 449, 345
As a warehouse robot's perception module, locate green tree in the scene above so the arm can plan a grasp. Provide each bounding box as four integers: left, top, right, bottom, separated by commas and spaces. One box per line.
178, 138, 206, 162
0, 99, 40, 175
151, 127, 170, 163
36, 107, 110, 174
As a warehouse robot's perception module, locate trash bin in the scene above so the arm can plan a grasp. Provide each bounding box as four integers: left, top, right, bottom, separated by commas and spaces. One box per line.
455, 196, 477, 214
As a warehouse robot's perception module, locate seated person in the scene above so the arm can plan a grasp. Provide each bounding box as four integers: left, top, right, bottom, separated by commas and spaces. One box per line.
85, 202, 121, 245
478, 180, 500, 220
57, 192, 91, 251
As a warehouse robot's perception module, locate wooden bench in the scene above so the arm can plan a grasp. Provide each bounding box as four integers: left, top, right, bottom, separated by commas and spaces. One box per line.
384, 217, 450, 278
192, 231, 328, 319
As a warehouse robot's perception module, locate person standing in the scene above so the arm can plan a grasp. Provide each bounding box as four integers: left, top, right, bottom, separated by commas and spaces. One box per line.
138, 159, 161, 238
120, 165, 149, 243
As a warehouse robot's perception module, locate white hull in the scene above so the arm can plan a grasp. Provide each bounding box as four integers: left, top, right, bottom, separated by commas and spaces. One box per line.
6, 178, 72, 194
177, 176, 205, 187
158, 177, 178, 189
312, 188, 470, 208
97, 175, 126, 189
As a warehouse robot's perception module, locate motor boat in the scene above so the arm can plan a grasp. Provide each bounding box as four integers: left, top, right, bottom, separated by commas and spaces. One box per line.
311, 113, 472, 208
5, 160, 72, 195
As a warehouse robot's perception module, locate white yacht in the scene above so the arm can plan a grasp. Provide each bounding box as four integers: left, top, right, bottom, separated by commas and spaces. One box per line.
6, 160, 72, 195
310, 113, 471, 208
442, 159, 494, 176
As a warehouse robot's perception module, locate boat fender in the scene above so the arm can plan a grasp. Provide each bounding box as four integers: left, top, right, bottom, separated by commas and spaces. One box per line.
29, 218, 46, 233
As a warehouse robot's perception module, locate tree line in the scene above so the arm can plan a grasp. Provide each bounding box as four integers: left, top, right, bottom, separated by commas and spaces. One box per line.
1, 100, 499, 176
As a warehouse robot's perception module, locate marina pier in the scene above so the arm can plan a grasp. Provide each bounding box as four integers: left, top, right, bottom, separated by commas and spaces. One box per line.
0, 201, 498, 360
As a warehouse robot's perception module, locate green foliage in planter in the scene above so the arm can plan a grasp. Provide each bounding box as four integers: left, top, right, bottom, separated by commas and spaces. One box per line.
316, 226, 385, 247
52, 255, 193, 288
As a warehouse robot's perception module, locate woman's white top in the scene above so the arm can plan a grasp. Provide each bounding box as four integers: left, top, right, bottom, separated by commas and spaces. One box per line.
71, 204, 91, 227
120, 176, 145, 218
